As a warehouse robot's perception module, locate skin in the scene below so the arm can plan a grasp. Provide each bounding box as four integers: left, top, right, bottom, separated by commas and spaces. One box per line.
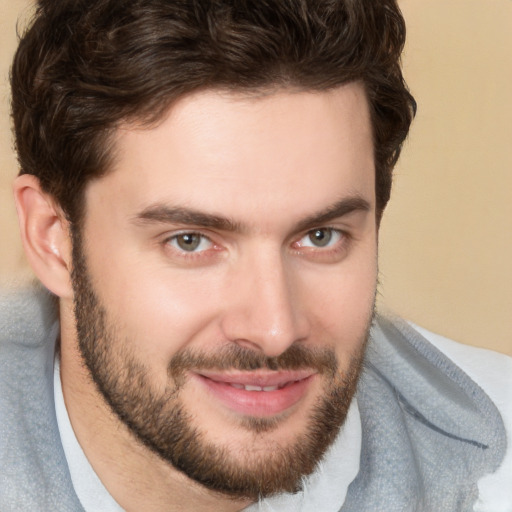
14, 82, 378, 511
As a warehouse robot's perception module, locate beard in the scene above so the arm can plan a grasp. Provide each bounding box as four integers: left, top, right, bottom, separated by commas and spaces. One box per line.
70, 229, 371, 501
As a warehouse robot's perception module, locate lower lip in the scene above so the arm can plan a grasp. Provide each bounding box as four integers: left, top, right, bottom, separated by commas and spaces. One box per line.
194, 374, 314, 417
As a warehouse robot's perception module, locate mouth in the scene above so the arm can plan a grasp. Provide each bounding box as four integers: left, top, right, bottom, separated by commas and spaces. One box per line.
192, 370, 317, 417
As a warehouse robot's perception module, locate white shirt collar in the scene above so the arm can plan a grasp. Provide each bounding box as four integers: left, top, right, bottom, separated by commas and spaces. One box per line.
54, 357, 125, 512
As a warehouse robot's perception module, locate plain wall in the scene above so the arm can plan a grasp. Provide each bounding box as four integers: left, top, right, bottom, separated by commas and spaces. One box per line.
378, 0, 512, 355
1, 0, 511, 354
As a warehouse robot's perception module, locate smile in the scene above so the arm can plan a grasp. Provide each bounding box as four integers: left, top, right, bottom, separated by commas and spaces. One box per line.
192, 370, 317, 417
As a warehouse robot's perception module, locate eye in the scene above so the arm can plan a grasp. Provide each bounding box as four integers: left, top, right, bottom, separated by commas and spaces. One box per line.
299, 228, 342, 248
167, 233, 213, 253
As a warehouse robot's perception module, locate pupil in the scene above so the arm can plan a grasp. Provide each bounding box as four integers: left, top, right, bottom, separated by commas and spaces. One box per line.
310, 229, 331, 247
177, 234, 200, 251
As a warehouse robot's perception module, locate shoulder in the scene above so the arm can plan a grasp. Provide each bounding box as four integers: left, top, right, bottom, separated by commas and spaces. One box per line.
411, 323, 512, 410
0, 281, 58, 348
0, 283, 81, 510
411, 323, 512, 511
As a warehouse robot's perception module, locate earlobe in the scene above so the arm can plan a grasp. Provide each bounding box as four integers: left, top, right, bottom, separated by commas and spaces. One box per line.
13, 174, 73, 298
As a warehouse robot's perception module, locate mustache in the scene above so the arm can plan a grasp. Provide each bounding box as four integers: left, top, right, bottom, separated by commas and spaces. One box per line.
168, 343, 338, 379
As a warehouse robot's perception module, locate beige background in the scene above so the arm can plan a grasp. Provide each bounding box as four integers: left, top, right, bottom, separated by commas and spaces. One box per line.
1, 1, 511, 355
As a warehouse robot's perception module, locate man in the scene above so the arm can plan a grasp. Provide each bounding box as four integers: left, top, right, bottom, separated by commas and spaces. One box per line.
0, 0, 510, 510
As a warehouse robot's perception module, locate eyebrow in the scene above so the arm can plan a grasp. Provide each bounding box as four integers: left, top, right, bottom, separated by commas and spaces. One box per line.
132, 196, 371, 233
294, 196, 371, 233
133, 205, 242, 232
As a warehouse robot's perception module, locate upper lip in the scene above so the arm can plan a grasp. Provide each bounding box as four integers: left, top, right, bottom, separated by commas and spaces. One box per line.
195, 369, 317, 388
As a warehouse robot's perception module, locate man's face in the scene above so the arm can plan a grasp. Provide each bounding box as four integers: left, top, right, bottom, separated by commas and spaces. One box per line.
71, 83, 377, 499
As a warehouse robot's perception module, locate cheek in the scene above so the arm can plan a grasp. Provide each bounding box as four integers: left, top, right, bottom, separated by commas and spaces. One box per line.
125, 279, 223, 361
86, 249, 224, 366
300, 246, 377, 353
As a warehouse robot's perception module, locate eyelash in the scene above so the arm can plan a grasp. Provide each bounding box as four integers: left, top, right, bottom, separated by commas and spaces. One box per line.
162, 227, 350, 261
163, 231, 218, 261
292, 228, 351, 261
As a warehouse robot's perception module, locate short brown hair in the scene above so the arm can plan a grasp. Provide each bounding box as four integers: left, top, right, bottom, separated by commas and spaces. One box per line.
11, 0, 415, 224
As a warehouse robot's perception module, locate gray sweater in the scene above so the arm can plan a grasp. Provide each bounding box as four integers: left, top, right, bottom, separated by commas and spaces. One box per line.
0, 285, 506, 511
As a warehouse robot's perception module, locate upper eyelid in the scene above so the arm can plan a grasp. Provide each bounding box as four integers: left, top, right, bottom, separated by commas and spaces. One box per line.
293, 228, 348, 251
162, 231, 215, 252
163, 232, 216, 256
161, 227, 347, 241
298, 226, 348, 239
163, 229, 213, 242
159, 224, 350, 247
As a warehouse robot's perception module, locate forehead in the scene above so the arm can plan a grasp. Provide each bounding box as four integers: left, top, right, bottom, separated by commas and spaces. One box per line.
85, 83, 375, 230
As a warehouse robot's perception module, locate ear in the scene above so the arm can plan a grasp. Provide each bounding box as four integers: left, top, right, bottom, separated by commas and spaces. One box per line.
13, 174, 73, 299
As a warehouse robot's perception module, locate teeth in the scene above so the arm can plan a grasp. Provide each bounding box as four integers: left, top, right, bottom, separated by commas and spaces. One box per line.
244, 385, 263, 391
229, 384, 280, 392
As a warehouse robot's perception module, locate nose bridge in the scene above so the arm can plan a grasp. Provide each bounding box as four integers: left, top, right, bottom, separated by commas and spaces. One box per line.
221, 245, 309, 356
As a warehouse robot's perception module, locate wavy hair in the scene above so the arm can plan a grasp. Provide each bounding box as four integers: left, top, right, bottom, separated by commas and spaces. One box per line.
11, 0, 416, 223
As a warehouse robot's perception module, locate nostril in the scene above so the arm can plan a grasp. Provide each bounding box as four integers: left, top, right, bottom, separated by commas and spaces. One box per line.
233, 338, 267, 354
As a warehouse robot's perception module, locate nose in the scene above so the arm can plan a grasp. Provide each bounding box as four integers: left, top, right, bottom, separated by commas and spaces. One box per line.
219, 249, 310, 357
